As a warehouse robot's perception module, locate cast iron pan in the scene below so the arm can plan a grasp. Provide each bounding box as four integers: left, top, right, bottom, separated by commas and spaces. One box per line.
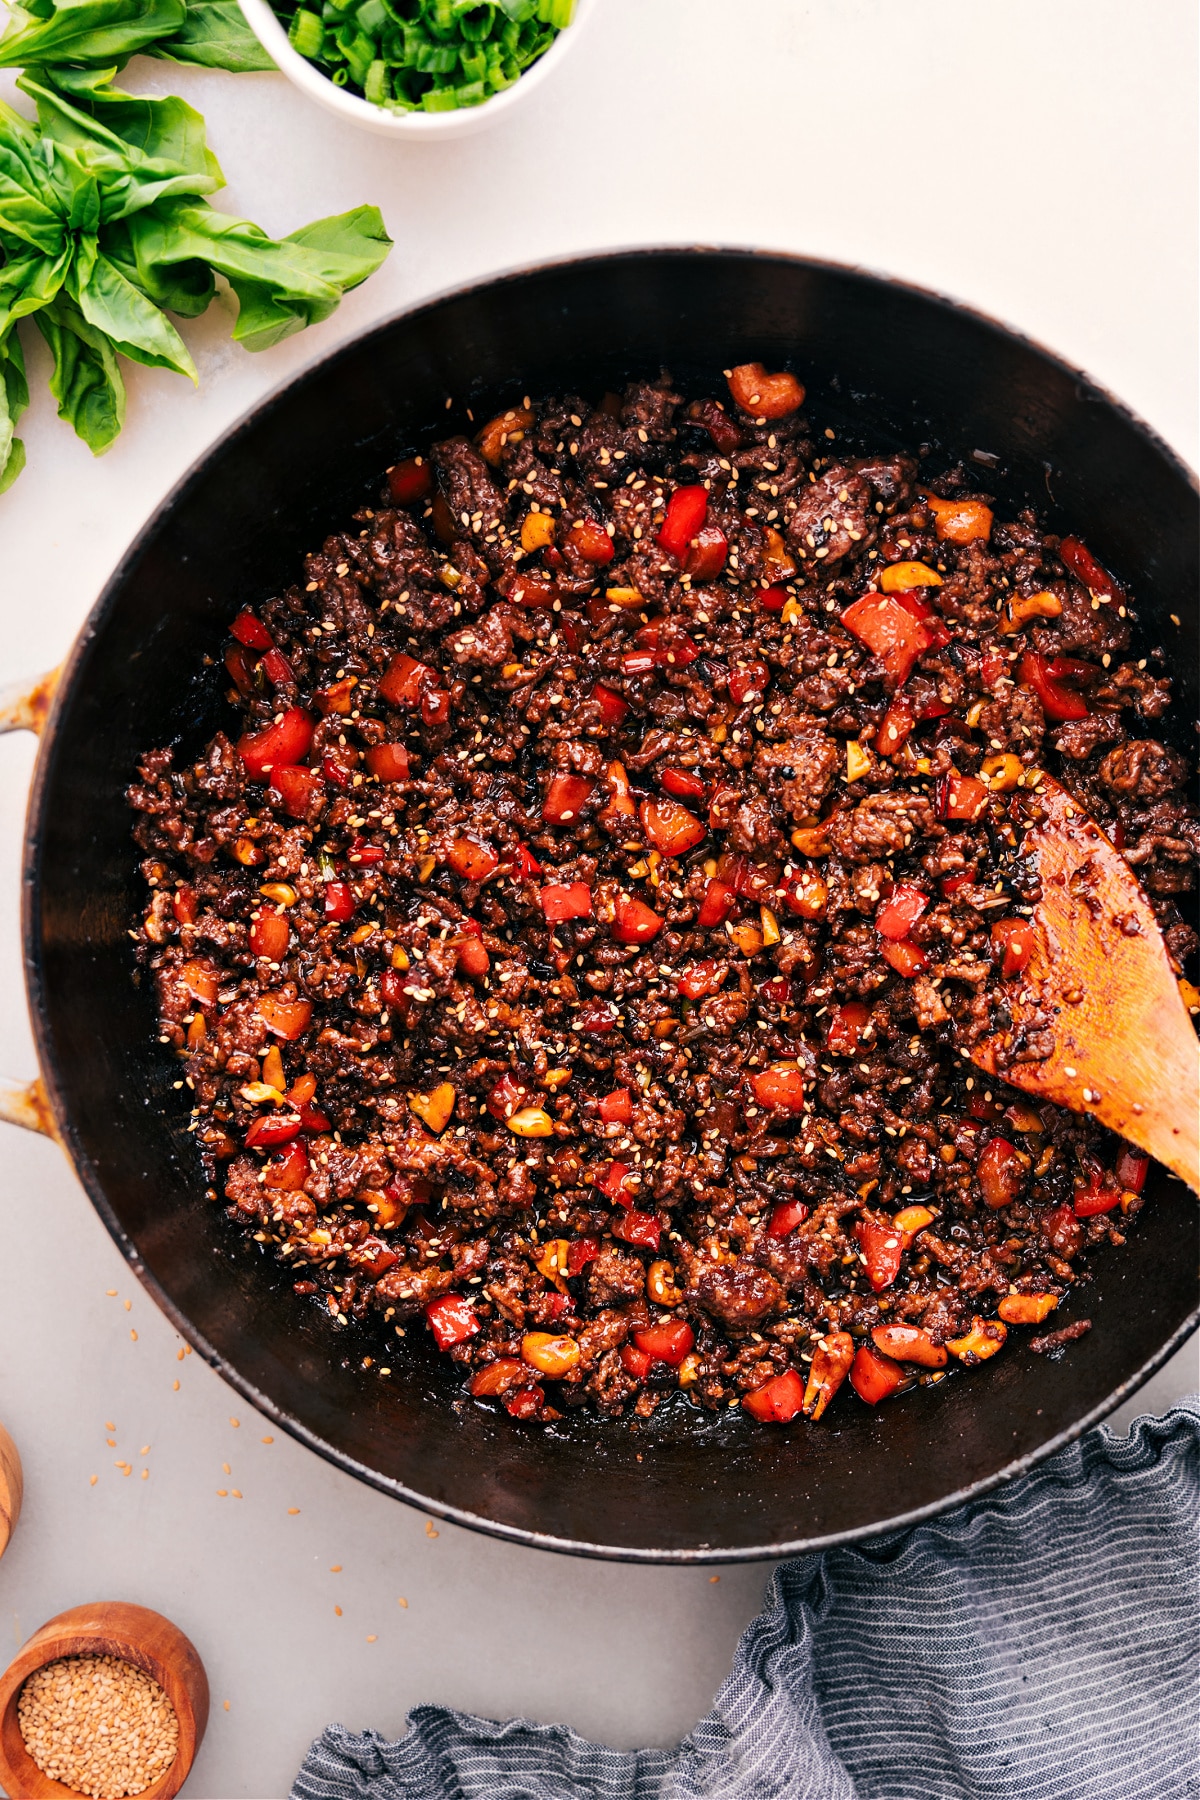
21, 250, 1199, 1560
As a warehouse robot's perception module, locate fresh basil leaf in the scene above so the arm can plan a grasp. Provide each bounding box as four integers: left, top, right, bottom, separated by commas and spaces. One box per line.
101, 212, 214, 317
0, 99, 74, 255
0, 242, 75, 334
0, 0, 185, 68
34, 290, 125, 451
0, 327, 29, 495
153, 1, 277, 71
113, 197, 392, 352
68, 246, 197, 378
18, 66, 223, 217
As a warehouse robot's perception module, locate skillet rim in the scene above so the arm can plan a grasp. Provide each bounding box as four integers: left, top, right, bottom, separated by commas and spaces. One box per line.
20, 243, 1200, 1563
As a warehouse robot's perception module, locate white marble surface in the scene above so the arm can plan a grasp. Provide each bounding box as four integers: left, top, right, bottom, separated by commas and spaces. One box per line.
0, 2, 1195, 1793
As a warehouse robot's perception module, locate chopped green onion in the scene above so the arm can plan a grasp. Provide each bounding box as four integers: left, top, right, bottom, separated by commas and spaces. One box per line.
272, 0, 571, 111
364, 57, 390, 102
288, 8, 326, 56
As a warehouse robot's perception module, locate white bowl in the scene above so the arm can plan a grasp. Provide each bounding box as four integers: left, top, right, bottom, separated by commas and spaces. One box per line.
237, 0, 596, 139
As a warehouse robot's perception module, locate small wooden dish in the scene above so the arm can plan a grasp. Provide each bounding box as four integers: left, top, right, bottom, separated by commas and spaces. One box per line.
0, 1423, 22, 1560
0, 1603, 208, 1799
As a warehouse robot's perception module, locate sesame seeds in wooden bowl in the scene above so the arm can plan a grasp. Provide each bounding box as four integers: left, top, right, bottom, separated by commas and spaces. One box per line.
0, 1603, 208, 1800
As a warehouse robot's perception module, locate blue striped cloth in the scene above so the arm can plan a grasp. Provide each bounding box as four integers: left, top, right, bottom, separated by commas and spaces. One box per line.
292, 1401, 1199, 1800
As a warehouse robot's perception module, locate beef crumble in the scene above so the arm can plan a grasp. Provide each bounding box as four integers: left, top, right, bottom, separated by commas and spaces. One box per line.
129, 364, 1198, 1429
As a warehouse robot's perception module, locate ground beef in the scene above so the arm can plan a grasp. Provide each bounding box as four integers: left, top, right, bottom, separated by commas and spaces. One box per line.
129, 362, 1197, 1432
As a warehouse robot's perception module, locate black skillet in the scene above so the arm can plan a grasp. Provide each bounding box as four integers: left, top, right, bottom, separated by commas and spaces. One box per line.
18, 250, 1199, 1560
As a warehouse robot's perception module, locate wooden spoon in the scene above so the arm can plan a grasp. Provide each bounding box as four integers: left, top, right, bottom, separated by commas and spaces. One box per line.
971, 772, 1199, 1193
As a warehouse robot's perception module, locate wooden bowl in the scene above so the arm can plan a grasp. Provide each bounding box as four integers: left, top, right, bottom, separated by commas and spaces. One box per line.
0, 1603, 208, 1799
0, 1423, 22, 1560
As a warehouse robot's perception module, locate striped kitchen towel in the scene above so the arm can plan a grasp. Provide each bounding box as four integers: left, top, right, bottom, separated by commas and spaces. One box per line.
292, 1400, 1199, 1800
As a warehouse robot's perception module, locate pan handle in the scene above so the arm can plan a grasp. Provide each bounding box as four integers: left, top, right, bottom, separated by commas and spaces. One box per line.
0, 668, 62, 1138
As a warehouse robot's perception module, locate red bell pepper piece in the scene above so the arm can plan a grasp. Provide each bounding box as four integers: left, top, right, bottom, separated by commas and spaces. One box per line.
567, 1236, 601, 1276
455, 937, 490, 979
350, 838, 386, 884
503, 1384, 546, 1419
365, 742, 410, 783
855, 1218, 904, 1292
230, 609, 273, 650
661, 767, 708, 802
424, 1293, 480, 1351
347, 1237, 399, 1278
612, 894, 663, 944
875, 883, 929, 941
759, 975, 791, 1005
890, 588, 949, 648
743, 1368, 806, 1423
690, 396, 742, 453
677, 960, 728, 1000
486, 1073, 533, 1122
767, 1199, 809, 1238
387, 456, 433, 505
936, 772, 989, 821
598, 1088, 633, 1125
967, 1092, 1004, 1122
321, 748, 355, 788
323, 881, 355, 923
250, 911, 290, 961
728, 660, 770, 704
657, 485, 708, 560
634, 1321, 694, 1366
1074, 1177, 1121, 1218
977, 1138, 1025, 1209
621, 650, 658, 677
262, 1138, 309, 1189
880, 938, 929, 977
592, 683, 628, 727
696, 879, 736, 928
576, 1001, 618, 1033
245, 1112, 302, 1149
238, 707, 315, 780
224, 644, 257, 695
640, 796, 706, 858
750, 1064, 806, 1113
827, 1001, 870, 1056
516, 843, 543, 878
257, 993, 313, 1041
1059, 535, 1122, 602
940, 872, 974, 898
876, 695, 915, 758
684, 525, 728, 580
421, 686, 451, 728
990, 917, 1036, 977
507, 572, 558, 610
1018, 651, 1090, 722
261, 647, 294, 688
803, 1333, 855, 1420
872, 1324, 947, 1369
380, 968, 414, 1015
378, 652, 432, 708
447, 838, 498, 881
1115, 1146, 1150, 1193
841, 594, 931, 687
270, 765, 324, 820
613, 1210, 662, 1251
173, 885, 198, 926
568, 518, 615, 565
593, 1161, 635, 1203
850, 1344, 904, 1406
758, 585, 788, 613
468, 1358, 525, 1398
539, 882, 593, 922
620, 1343, 654, 1380
299, 1102, 332, 1133
543, 772, 594, 824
